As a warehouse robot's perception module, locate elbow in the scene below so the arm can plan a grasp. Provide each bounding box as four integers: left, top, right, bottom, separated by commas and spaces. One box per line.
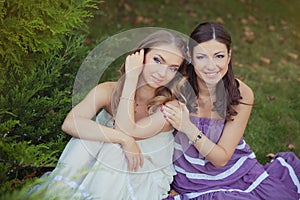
210, 146, 232, 168
61, 119, 73, 136
210, 152, 231, 168
213, 160, 228, 168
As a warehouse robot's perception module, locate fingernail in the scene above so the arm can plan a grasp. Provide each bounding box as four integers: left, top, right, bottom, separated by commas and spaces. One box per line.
160, 105, 164, 112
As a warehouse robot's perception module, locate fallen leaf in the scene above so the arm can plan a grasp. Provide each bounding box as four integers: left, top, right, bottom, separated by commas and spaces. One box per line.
252, 63, 260, 69
189, 11, 198, 17
123, 3, 131, 12
280, 59, 287, 65
23, 172, 37, 180
268, 25, 276, 31
240, 18, 248, 24
135, 16, 144, 24
266, 153, 275, 159
280, 20, 287, 25
85, 37, 92, 44
134, 16, 153, 25
248, 15, 257, 24
287, 52, 298, 60
266, 95, 276, 101
287, 144, 295, 150
215, 17, 224, 24
243, 26, 255, 43
260, 57, 271, 64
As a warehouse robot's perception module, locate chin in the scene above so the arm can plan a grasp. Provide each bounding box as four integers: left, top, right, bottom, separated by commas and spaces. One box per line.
203, 77, 222, 86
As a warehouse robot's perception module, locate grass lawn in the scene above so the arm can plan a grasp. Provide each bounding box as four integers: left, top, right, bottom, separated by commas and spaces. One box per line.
87, 0, 300, 164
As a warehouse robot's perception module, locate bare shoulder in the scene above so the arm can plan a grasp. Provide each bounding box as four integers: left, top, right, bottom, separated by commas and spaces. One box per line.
237, 79, 254, 104
96, 81, 118, 94
92, 81, 118, 108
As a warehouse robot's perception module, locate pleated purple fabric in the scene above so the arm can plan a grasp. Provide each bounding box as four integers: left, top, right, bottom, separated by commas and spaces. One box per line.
164, 116, 300, 200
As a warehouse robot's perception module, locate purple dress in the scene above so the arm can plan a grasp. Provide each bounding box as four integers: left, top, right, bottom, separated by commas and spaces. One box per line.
164, 116, 300, 200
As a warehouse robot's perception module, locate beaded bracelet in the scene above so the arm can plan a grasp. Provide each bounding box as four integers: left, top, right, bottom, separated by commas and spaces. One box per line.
189, 130, 203, 145
120, 96, 135, 102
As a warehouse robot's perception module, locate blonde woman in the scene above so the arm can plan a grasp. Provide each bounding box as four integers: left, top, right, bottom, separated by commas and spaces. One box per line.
33, 30, 193, 200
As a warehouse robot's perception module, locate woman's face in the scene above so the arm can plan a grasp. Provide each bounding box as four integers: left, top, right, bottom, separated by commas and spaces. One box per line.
192, 39, 231, 86
141, 45, 183, 88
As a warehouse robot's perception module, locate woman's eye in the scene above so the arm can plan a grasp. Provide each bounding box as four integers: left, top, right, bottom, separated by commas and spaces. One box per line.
196, 55, 204, 60
216, 54, 225, 59
154, 57, 162, 64
168, 67, 178, 72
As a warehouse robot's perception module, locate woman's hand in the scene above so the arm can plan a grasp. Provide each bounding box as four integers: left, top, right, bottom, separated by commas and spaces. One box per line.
121, 137, 144, 172
169, 189, 179, 196
161, 101, 191, 133
125, 49, 144, 78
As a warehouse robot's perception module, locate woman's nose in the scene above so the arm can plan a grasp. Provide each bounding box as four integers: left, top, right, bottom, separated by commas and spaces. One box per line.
157, 65, 168, 77
206, 59, 217, 70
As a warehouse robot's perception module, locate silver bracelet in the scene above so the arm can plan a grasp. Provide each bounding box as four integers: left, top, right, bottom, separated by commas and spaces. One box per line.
189, 130, 203, 145
120, 96, 135, 102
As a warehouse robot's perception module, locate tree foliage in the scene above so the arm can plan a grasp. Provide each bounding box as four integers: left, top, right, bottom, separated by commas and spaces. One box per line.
0, 0, 99, 195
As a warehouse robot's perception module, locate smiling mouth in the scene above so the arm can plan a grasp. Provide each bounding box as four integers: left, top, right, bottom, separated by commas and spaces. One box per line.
204, 72, 219, 78
151, 75, 163, 83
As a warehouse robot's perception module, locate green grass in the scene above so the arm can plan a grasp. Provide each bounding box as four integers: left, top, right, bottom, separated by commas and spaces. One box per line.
87, 0, 300, 164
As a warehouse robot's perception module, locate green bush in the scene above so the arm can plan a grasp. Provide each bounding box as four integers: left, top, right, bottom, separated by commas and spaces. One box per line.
0, 0, 99, 195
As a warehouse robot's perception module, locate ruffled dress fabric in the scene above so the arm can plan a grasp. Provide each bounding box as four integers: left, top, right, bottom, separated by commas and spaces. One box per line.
164, 116, 300, 200
32, 109, 175, 200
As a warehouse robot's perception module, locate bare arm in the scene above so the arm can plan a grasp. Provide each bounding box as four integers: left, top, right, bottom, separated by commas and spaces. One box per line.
163, 80, 254, 168
114, 50, 172, 140
203, 81, 254, 167
62, 82, 128, 143
61, 82, 143, 171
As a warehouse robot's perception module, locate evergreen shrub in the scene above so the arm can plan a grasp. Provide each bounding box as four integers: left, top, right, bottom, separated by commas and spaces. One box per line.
0, 0, 99, 195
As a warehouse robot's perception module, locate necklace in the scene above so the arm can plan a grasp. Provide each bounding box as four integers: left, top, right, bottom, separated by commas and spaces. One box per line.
198, 98, 210, 109
134, 102, 148, 113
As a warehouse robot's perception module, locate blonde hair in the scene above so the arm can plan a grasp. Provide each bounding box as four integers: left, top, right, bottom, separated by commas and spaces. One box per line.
111, 30, 191, 116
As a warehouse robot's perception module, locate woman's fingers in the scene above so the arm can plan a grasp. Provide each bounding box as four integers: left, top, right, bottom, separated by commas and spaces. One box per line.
125, 49, 144, 71
122, 139, 144, 172
127, 152, 144, 172
139, 153, 144, 167
161, 101, 190, 131
162, 103, 180, 119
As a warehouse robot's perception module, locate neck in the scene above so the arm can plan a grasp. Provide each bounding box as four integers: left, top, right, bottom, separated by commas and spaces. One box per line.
135, 84, 156, 104
197, 79, 216, 100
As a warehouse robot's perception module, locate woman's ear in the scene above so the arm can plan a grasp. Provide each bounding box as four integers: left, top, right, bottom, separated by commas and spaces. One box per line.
228, 50, 232, 62
187, 51, 191, 64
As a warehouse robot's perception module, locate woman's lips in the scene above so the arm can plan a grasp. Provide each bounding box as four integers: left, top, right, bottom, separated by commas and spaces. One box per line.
151, 75, 163, 83
204, 71, 219, 78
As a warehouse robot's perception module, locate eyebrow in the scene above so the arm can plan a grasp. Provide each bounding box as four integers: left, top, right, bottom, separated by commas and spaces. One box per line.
195, 51, 225, 55
156, 54, 181, 67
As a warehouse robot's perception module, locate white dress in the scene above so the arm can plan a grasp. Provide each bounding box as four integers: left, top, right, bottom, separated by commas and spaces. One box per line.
39, 109, 176, 200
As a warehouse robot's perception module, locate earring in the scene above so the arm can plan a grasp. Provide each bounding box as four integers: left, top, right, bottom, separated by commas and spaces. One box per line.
187, 57, 192, 64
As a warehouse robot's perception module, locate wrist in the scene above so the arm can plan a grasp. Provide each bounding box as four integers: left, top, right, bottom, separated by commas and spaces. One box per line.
120, 134, 134, 147
189, 129, 203, 145
125, 72, 140, 81
183, 123, 202, 142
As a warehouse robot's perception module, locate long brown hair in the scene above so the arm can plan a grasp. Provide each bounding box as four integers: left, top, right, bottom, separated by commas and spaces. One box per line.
111, 30, 194, 116
187, 22, 243, 121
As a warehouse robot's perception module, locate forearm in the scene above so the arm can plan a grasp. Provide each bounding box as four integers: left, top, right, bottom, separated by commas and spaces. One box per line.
114, 75, 139, 134
182, 123, 230, 168
62, 117, 132, 146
